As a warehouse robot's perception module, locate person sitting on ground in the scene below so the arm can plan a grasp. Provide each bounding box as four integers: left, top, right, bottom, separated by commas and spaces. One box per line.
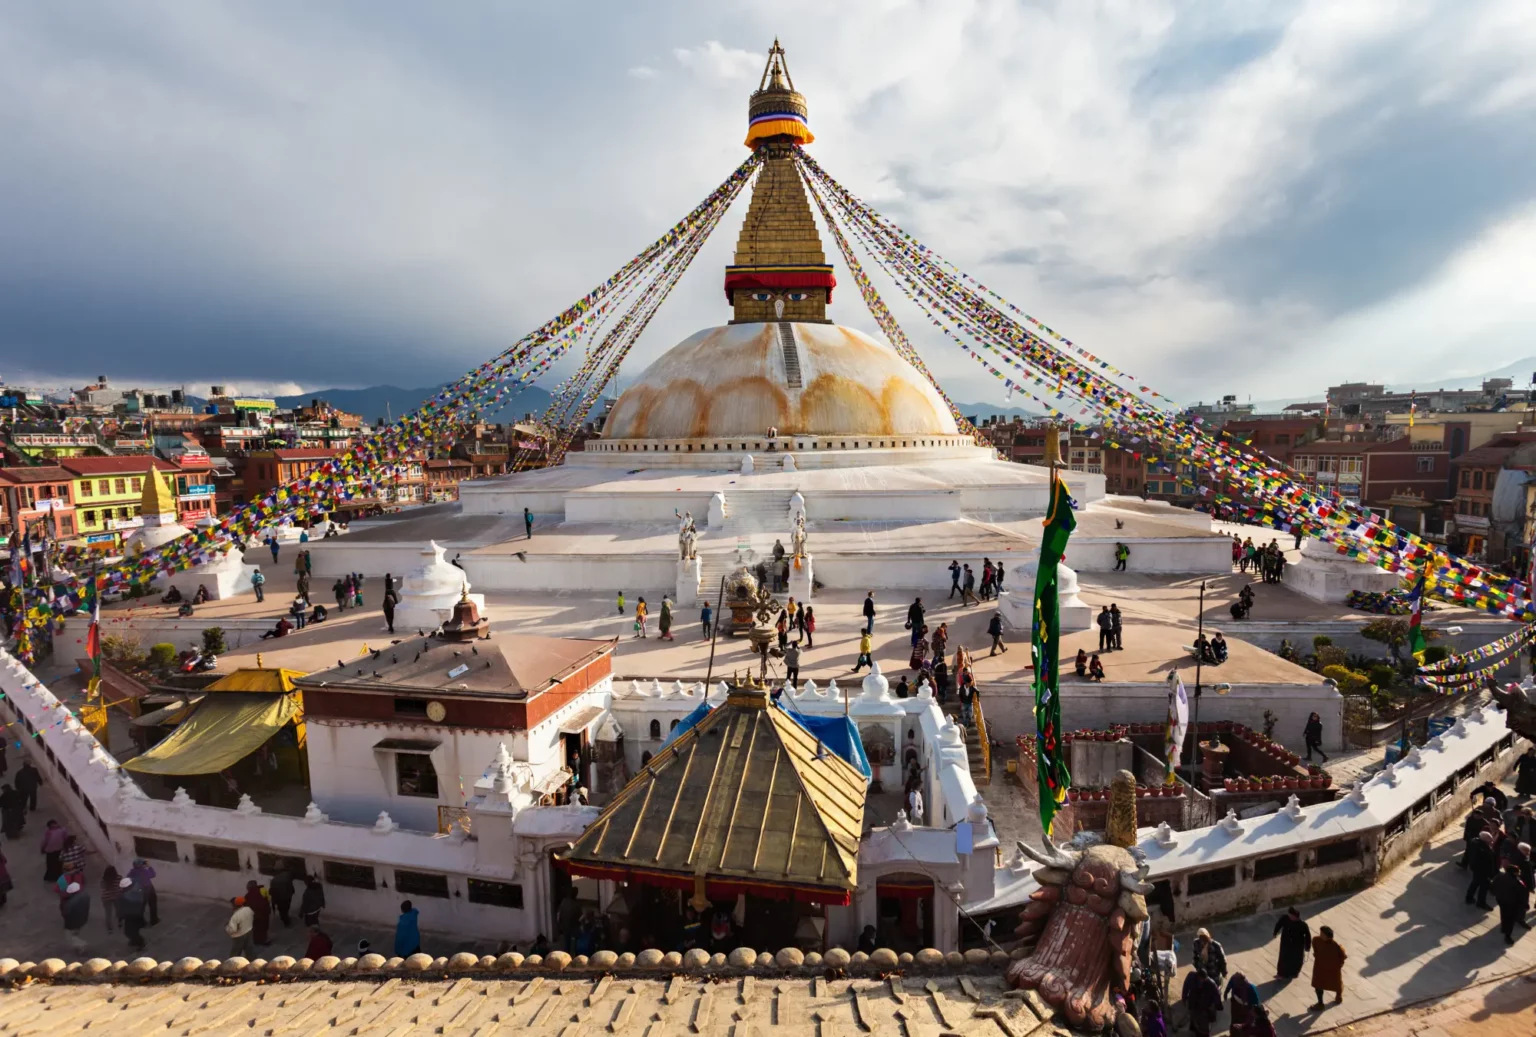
1088, 654, 1105, 682
259, 617, 293, 640
1210, 631, 1229, 664
1075, 648, 1089, 678
1194, 634, 1213, 663
160, 585, 183, 605
1230, 597, 1250, 621
177, 600, 195, 618
309, 603, 328, 624
192, 584, 210, 604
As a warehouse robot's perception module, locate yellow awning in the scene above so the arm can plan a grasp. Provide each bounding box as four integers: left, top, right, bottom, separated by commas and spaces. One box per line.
124, 693, 300, 775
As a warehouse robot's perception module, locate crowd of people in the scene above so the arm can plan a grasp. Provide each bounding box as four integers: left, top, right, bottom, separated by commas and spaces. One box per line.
1232, 535, 1288, 583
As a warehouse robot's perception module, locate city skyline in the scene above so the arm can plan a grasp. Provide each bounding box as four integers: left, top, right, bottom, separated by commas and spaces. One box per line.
3, 2, 1535, 405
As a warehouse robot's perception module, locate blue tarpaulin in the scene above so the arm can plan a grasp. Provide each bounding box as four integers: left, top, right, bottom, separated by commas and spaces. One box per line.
657, 696, 872, 780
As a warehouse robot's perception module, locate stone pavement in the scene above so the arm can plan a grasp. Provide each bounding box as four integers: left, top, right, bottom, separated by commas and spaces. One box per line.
1179, 796, 1536, 1036
1321, 966, 1536, 1037
0, 765, 503, 965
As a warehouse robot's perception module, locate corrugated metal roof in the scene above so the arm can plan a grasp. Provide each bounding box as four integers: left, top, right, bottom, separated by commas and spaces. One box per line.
559, 686, 866, 899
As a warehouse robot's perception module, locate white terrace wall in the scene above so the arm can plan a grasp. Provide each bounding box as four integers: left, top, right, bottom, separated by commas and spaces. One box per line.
0, 649, 590, 946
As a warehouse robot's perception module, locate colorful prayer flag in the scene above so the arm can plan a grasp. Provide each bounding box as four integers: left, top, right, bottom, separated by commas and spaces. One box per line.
1032, 468, 1076, 836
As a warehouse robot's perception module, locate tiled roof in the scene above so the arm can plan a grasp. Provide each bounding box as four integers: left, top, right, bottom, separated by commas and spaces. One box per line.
0, 465, 69, 484
58, 456, 179, 476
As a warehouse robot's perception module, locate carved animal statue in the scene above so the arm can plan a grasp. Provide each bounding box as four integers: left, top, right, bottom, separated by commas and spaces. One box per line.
1492, 682, 1536, 741
1007, 838, 1152, 1032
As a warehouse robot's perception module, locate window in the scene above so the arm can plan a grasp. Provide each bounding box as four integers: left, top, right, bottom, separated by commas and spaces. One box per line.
669, 719, 680, 732
1275, 434, 1290, 445
395, 753, 439, 798
1253, 852, 1300, 880
59, 515, 74, 535
394, 697, 430, 718
134, 836, 179, 862
258, 852, 307, 877
1186, 865, 1237, 895
1472, 471, 1483, 490
79, 481, 92, 497
83, 510, 96, 524
193, 843, 242, 871
98, 479, 110, 494
1315, 838, 1361, 867
649, 719, 662, 740
1461, 469, 1471, 488
468, 879, 524, 909
131, 477, 142, 492
114, 478, 126, 494
395, 870, 450, 899
1416, 456, 1435, 473
323, 860, 376, 889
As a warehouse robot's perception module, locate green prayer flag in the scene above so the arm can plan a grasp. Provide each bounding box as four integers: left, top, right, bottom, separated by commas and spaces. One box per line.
1032, 470, 1076, 837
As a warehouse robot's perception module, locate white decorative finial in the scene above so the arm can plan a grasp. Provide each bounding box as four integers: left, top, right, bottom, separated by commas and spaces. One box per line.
1155, 822, 1177, 849
171, 787, 194, 807
302, 801, 329, 825
1219, 809, 1243, 836
372, 811, 398, 834
236, 793, 262, 816
1282, 795, 1305, 822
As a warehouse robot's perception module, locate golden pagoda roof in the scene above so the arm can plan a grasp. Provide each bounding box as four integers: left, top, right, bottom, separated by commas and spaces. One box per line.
139, 466, 176, 518
558, 687, 866, 903
205, 667, 306, 693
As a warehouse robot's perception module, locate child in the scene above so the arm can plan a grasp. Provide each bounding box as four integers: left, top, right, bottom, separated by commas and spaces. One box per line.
616, 591, 625, 614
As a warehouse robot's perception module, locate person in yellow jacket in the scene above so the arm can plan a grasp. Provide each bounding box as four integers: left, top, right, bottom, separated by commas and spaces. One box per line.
634, 597, 648, 638
853, 630, 873, 672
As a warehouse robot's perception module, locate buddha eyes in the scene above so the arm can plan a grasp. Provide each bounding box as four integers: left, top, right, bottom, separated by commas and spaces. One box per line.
787, 292, 808, 301
752, 292, 773, 301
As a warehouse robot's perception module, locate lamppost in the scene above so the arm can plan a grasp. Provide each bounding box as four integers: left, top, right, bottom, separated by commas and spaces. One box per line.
1191, 579, 1205, 773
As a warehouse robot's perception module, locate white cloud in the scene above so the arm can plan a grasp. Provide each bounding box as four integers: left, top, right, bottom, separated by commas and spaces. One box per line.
672, 40, 760, 82
627, 65, 658, 80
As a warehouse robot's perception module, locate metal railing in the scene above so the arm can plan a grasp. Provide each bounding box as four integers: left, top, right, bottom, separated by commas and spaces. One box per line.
974, 692, 992, 782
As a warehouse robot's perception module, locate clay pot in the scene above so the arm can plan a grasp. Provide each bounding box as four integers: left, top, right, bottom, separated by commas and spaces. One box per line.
1282, 777, 1299, 789
1223, 778, 1235, 791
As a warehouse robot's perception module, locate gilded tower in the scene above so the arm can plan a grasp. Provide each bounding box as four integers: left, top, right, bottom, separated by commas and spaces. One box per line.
725, 41, 836, 324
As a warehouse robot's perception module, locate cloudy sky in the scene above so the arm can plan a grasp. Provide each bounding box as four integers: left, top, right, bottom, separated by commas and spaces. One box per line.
3, 0, 1535, 407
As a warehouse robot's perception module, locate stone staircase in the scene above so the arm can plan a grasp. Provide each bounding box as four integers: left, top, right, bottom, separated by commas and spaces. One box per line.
691, 490, 798, 605
939, 701, 991, 786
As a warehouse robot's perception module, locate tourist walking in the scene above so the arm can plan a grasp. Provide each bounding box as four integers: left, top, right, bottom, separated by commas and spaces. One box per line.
958, 671, 976, 726
1224, 973, 1262, 1033
1494, 864, 1530, 944
1097, 606, 1114, 651
40, 820, 68, 882
634, 597, 648, 638
960, 566, 978, 606
658, 596, 674, 641
995, 561, 1006, 594
906, 597, 925, 646
863, 592, 877, 634
61, 880, 90, 952
1114, 542, 1129, 571
854, 630, 873, 673
394, 900, 422, 957
226, 896, 255, 958
616, 591, 625, 615
988, 612, 1007, 655
100, 865, 122, 932
1515, 747, 1536, 796
784, 642, 800, 685
803, 605, 815, 647
246, 879, 272, 946
1310, 926, 1347, 1007
128, 858, 159, 925
383, 592, 396, 634
0, 784, 23, 839
700, 602, 712, 638
948, 560, 962, 599
1272, 907, 1311, 979
1192, 927, 1228, 983
251, 567, 266, 602
1467, 829, 1498, 908
524, 507, 534, 539
118, 876, 147, 951
267, 535, 280, 564
15, 759, 41, 811
1181, 964, 1222, 1037
906, 785, 924, 825
980, 558, 995, 600
300, 875, 325, 926
1304, 712, 1327, 761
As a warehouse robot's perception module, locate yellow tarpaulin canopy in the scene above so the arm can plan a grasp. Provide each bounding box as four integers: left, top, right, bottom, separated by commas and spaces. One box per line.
124, 693, 301, 775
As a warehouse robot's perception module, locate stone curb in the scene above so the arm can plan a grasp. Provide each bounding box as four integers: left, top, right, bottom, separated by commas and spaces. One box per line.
0, 946, 1022, 985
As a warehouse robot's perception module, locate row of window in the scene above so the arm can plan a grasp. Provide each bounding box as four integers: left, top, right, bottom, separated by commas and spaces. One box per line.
591, 437, 968, 452
132, 836, 524, 908
1459, 468, 1491, 490
1456, 499, 1489, 517
78, 476, 143, 498
1184, 837, 1363, 896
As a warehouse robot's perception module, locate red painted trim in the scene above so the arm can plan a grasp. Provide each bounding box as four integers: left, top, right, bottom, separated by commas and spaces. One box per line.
723, 269, 837, 302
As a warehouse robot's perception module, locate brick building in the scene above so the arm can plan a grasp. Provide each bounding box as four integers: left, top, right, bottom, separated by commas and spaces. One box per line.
0, 465, 78, 540
55, 456, 213, 545
1218, 416, 1321, 467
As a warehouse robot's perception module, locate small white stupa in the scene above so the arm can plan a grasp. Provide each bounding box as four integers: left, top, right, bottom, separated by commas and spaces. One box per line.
159, 512, 260, 602
393, 540, 487, 633
123, 468, 190, 555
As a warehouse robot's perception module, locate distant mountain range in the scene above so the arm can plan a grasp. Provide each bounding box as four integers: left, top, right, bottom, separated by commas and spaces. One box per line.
274, 384, 558, 425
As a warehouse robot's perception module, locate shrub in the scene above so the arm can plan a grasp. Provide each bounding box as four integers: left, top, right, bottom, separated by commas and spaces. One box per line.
1421, 645, 1451, 665
147, 643, 177, 670
202, 627, 228, 656
1316, 646, 1349, 671
1312, 635, 1334, 650
1367, 663, 1397, 689
1322, 664, 1372, 695
101, 633, 145, 666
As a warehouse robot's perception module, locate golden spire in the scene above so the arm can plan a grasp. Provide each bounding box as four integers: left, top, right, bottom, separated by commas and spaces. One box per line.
139, 466, 176, 520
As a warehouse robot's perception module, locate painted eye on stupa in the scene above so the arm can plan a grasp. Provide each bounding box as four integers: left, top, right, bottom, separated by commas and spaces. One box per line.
751, 292, 773, 302
787, 292, 808, 301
